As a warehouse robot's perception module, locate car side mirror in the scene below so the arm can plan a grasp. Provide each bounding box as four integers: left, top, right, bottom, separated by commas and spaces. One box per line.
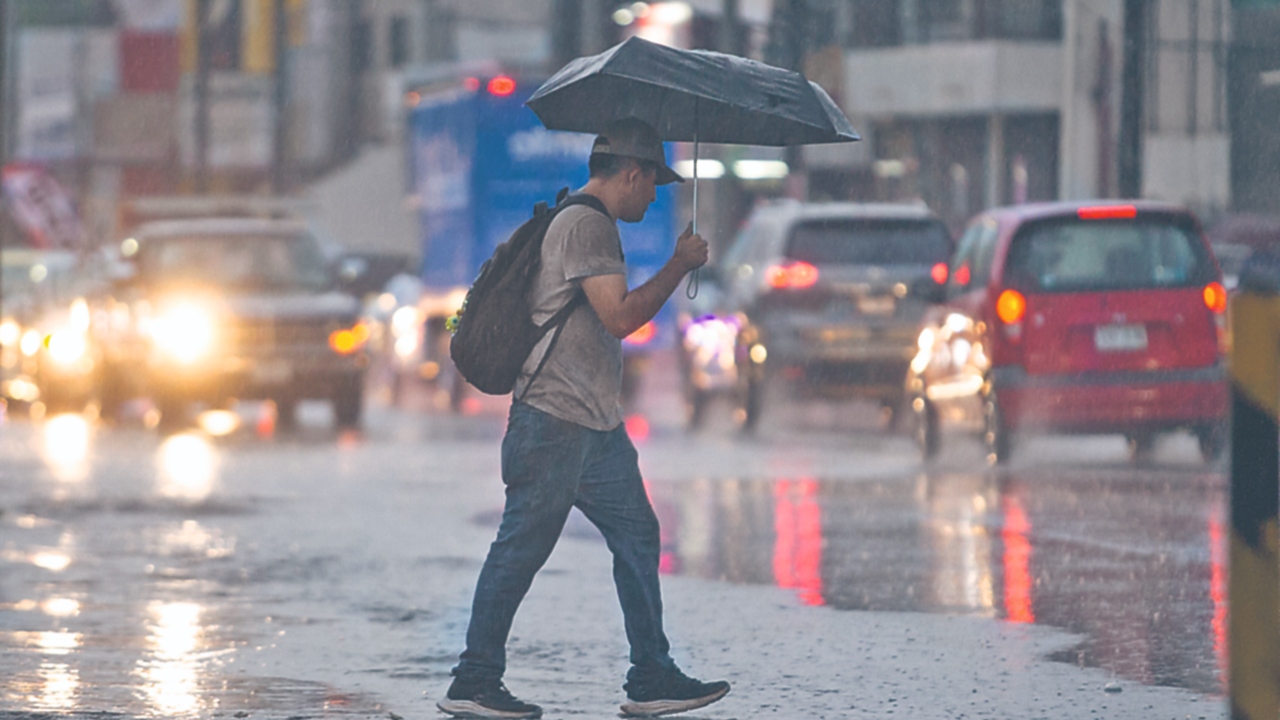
909, 277, 947, 304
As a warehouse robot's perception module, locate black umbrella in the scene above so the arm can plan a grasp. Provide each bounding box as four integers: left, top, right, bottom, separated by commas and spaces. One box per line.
527, 36, 859, 295
527, 36, 859, 146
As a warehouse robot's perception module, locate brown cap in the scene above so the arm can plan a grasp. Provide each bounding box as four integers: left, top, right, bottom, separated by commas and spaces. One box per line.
590, 118, 684, 185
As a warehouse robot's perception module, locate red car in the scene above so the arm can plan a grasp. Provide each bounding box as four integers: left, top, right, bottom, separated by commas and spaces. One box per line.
907, 201, 1228, 464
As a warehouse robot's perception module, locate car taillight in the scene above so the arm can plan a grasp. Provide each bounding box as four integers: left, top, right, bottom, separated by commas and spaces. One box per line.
1203, 282, 1227, 314
487, 75, 517, 96
624, 321, 656, 346
766, 261, 819, 290
930, 262, 948, 284
1203, 281, 1229, 355
996, 289, 1026, 344
1078, 204, 1137, 220
996, 289, 1026, 324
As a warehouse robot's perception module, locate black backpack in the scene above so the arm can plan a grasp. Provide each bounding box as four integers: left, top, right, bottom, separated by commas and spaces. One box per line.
449, 188, 610, 396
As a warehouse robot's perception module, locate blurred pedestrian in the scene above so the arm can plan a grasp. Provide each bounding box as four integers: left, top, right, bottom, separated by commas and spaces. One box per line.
438, 118, 730, 719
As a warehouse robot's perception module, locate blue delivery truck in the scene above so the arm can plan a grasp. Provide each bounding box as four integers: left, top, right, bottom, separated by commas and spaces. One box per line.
406, 74, 677, 408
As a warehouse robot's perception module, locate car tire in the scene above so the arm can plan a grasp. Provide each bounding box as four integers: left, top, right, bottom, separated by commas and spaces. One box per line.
739, 372, 764, 433
983, 396, 1013, 465
1196, 423, 1227, 464
1126, 432, 1157, 464
914, 395, 940, 461
448, 369, 467, 413
275, 398, 299, 429
155, 394, 188, 432
333, 376, 364, 428
97, 364, 128, 421
686, 388, 711, 430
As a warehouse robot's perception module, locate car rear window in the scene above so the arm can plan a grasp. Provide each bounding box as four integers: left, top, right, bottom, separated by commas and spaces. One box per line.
1004, 216, 1215, 292
785, 219, 951, 266
139, 234, 330, 291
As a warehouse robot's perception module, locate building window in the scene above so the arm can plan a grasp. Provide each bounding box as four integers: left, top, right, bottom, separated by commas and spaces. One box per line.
205, 0, 242, 71
389, 16, 410, 68
919, 0, 968, 41
976, 0, 1063, 40
849, 0, 902, 48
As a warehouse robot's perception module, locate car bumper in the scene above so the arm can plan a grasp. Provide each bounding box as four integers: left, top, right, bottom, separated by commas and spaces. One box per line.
149, 350, 368, 400
992, 364, 1227, 432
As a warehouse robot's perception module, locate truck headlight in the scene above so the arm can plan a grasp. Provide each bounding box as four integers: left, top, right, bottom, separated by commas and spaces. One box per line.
152, 304, 216, 363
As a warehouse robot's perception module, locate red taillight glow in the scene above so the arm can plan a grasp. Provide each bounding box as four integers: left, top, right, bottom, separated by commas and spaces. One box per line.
766, 261, 819, 290
487, 76, 517, 96
463, 76, 481, 92
625, 321, 657, 346
931, 262, 949, 284
996, 289, 1027, 325
955, 263, 971, 287
1203, 281, 1227, 314
1078, 204, 1137, 220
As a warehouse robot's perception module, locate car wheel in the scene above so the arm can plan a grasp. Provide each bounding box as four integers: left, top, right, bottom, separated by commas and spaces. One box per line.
686, 388, 711, 430
983, 396, 1013, 465
333, 376, 364, 428
739, 372, 764, 433
97, 364, 127, 421
881, 395, 906, 433
448, 369, 467, 413
1196, 423, 1227, 464
914, 394, 940, 461
1126, 432, 1157, 464
275, 398, 299, 429
155, 394, 188, 432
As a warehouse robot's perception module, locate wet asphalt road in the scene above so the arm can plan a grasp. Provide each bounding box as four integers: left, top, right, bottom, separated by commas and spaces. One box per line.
0, 358, 1230, 717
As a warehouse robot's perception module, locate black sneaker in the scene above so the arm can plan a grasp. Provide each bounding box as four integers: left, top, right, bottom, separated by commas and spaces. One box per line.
437, 677, 542, 719
620, 668, 730, 717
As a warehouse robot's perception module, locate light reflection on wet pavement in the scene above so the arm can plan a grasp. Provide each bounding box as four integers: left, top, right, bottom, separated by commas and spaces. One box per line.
0, 410, 389, 718
0, 398, 1230, 716
643, 463, 1227, 695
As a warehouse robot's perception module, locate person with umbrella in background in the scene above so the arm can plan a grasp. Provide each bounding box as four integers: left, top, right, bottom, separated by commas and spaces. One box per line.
438, 118, 727, 719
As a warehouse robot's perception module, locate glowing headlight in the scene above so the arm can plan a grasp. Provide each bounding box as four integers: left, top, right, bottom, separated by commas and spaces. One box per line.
46, 331, 87, 365
152, 304, 216, 363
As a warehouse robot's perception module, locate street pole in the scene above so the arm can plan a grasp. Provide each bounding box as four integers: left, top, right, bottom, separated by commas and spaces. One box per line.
271, 0, 287, 195
1228, 256, 1280, 720
0, 0, 8, 346
195, 0, 211, 194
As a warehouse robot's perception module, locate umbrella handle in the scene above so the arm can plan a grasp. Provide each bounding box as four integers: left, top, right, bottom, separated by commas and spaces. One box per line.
685, 120, 700, 300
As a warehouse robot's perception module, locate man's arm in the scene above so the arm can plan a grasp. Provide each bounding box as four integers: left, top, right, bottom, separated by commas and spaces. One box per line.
581, 223, 708, 339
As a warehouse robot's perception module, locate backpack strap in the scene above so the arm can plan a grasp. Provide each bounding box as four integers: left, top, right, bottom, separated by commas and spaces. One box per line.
516, 293, 586, 402
515, 191, 612, 402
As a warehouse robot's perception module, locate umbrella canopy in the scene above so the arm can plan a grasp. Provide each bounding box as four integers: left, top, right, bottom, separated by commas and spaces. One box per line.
526, 36, 859, 146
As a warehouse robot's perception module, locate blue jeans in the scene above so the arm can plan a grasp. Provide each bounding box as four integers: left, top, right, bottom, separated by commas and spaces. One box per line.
453, 401, 677, 683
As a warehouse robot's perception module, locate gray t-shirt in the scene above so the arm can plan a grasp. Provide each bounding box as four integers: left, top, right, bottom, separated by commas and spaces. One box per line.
514, 203, 627, 431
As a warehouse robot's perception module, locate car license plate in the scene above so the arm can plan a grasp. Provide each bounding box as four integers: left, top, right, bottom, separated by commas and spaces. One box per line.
252, 360, 292, 385
1095, 324, 1148, 352
857, 296, 895, 315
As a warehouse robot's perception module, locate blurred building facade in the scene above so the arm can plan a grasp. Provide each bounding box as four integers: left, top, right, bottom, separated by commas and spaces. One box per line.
825, 0, 1236, 231
2, 0, 1276, 254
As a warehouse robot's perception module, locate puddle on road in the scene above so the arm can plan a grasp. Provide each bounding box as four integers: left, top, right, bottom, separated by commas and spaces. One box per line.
641, 469, 1227, 696
0, 596, 385, 718
3, 414, 386, 718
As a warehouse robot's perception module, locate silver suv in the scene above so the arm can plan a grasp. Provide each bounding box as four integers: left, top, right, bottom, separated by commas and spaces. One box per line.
713, 202, 952, 430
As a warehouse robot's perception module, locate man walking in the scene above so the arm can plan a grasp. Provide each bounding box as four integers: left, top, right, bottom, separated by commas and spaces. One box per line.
438, 118, 730, 719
